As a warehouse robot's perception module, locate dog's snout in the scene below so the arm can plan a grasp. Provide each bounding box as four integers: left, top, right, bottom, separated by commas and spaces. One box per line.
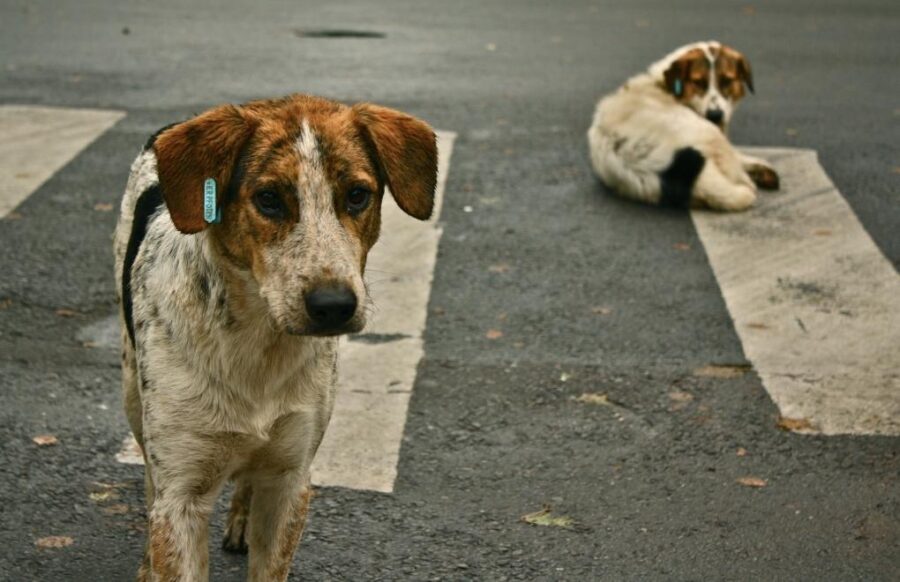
305, 286, 357, 329
705, 109, 725, 126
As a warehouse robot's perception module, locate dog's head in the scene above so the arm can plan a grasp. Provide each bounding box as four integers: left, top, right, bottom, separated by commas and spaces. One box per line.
652, 41, 754, 132
151, 95, 437, 337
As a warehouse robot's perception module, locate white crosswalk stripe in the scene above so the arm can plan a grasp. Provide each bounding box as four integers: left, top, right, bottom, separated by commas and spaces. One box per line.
0, 105, 124, 217
692, 148, 900, 435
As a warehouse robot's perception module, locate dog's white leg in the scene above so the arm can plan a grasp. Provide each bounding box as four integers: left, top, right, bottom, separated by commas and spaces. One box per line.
246, 470, 313, 582
739, 153, 780, 190
693, 162, 757, 212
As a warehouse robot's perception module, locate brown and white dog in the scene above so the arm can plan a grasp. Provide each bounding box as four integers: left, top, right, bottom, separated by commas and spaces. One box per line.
113, 95, 437, 581
587, 41, 779, 211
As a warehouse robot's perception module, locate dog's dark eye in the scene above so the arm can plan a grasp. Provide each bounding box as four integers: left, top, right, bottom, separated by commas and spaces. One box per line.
346, 187, 371, 215
254, 190, 285, 219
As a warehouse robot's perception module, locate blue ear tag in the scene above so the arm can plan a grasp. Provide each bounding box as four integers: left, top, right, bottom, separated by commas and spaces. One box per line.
203, 178, 221, 224
673, 79, 683, 97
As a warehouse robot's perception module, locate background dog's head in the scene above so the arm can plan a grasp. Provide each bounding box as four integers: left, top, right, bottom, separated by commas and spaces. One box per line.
152, 95, 437, 337
651, 41, 754, 132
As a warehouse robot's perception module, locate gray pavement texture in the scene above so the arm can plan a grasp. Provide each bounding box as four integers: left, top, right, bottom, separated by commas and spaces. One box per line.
0, 0, 898, 580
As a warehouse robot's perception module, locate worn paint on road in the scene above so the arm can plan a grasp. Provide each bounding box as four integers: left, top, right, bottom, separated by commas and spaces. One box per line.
692, 148, 900, 435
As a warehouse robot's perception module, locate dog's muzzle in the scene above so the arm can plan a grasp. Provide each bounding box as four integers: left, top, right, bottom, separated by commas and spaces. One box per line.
705, 109, 725, 127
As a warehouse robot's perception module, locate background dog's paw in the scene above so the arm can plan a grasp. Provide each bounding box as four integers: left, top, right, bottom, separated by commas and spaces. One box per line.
747, 164, 780, 190
222, 524, 249, 554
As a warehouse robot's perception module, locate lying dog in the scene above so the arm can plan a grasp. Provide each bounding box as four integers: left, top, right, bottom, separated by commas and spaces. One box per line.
588, 41, 779, 211
114, 95, 437, 581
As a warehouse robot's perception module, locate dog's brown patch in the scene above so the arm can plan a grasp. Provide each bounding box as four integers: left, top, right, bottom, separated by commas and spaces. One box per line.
269, 487, 314, 581
716, 45, 754, 99
149, 517, 180, 581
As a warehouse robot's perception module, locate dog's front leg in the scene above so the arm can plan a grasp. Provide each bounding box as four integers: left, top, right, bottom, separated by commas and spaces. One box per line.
246, 470, 313, 582
142, 437, 230, 582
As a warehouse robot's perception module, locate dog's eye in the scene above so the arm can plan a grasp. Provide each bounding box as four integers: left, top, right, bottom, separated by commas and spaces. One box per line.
346, 187, 371, 215
254, 190, 285, 219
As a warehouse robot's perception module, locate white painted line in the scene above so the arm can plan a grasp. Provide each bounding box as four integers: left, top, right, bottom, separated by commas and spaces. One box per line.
692, 148, 900, 435
0, 105, 125, 217
115, 131, 457, 492
311, 131, 456, 492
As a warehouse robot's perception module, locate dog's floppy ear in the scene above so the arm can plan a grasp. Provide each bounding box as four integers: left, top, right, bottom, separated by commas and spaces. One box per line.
663, 58, 689, 97
153, 105, 256, 234
353, 104, 438, 220
736, 54, 754, 94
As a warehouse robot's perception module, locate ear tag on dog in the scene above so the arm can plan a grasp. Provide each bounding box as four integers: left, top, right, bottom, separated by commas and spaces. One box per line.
673, 79, 683, 97
203, 178, 221, 224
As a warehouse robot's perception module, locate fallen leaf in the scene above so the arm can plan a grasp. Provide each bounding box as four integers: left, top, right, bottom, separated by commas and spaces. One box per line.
812, 229, 832, 236
736, 447, 748, 457
32, 434, 59, 446
35, 536, 74, 549
102, 504, 130, 515
55, 308, 78, 318
673, 242, 691, 251
485, 329, 504, 340
746, 322, 769, 330
777, 416, 813, 431
591, 306, 612, 315
81, 341, 98, 349
575, 392, 611, 406
669, 391, 694, 402
93, 202, 114, 212
736, 476, 767, 488
89, 491, 118, 503
521, 506, 575, 529
488, 263, 511, 274
693, 364, 750, 379
0, 299, 11, 310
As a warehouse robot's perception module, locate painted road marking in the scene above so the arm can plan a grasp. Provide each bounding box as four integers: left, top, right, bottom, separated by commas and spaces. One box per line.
692, 147, 899, 436
0, 105, 125, 217
311, 131, 455, 492
113, 131, 457, 492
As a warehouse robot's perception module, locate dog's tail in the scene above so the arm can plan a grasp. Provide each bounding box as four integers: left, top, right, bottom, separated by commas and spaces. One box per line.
658, 147, 705, 207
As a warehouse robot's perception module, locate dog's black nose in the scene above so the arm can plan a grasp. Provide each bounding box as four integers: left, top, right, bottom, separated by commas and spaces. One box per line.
705, 109, 725, 126
305, 286, 357, 329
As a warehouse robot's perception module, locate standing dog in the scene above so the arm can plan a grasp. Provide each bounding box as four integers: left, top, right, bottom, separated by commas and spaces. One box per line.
114, 95, 437, 581
587, 41, 779, 211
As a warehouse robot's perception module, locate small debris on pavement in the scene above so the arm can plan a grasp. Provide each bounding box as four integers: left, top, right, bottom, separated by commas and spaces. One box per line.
0, 298, 11, 310
54, 308, 79, 318
777, 416, 814, 432
35, 536, 74, 549
488, 263, 511, 273
93, 202, 114, 212
736, 447, 749, 457
736, 476, 767, 488
575, 392, 611, 406
485, 329, 504, 340
693, 364, 750, 379
673, 242, 691, 251
591, 306, 612, 315
559, 372, 571, 382
32, 434, 58, 446
521, 506, 574, 529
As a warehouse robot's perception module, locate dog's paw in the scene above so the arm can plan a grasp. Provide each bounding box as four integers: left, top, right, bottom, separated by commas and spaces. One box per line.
222, 527, 249, 554
746, 164, 780, 191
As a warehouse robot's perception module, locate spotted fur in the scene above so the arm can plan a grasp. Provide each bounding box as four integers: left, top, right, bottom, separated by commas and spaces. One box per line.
113, 94, 438, 581
587, 41, 779, 212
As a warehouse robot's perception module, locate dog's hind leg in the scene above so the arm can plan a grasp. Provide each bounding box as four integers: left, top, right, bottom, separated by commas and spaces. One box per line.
222, 477, 252, 554
740, 153, 780, 190
693, 161, 757, 212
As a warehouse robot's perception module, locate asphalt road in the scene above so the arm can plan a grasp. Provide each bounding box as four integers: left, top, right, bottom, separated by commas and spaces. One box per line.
1, 0, 898, 580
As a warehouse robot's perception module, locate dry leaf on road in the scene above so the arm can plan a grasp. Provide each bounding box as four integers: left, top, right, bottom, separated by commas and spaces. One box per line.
93, 202, 114, 212
693, 364, 750, 379
485, 329, 504, 340
777, 416, 813, 431
575, 392, 611, 406
35, 536, 74, 549
32, 434, 59, 446
736, 476, 767, 488
521, 506, 574, 529
54, 308, 79, 318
